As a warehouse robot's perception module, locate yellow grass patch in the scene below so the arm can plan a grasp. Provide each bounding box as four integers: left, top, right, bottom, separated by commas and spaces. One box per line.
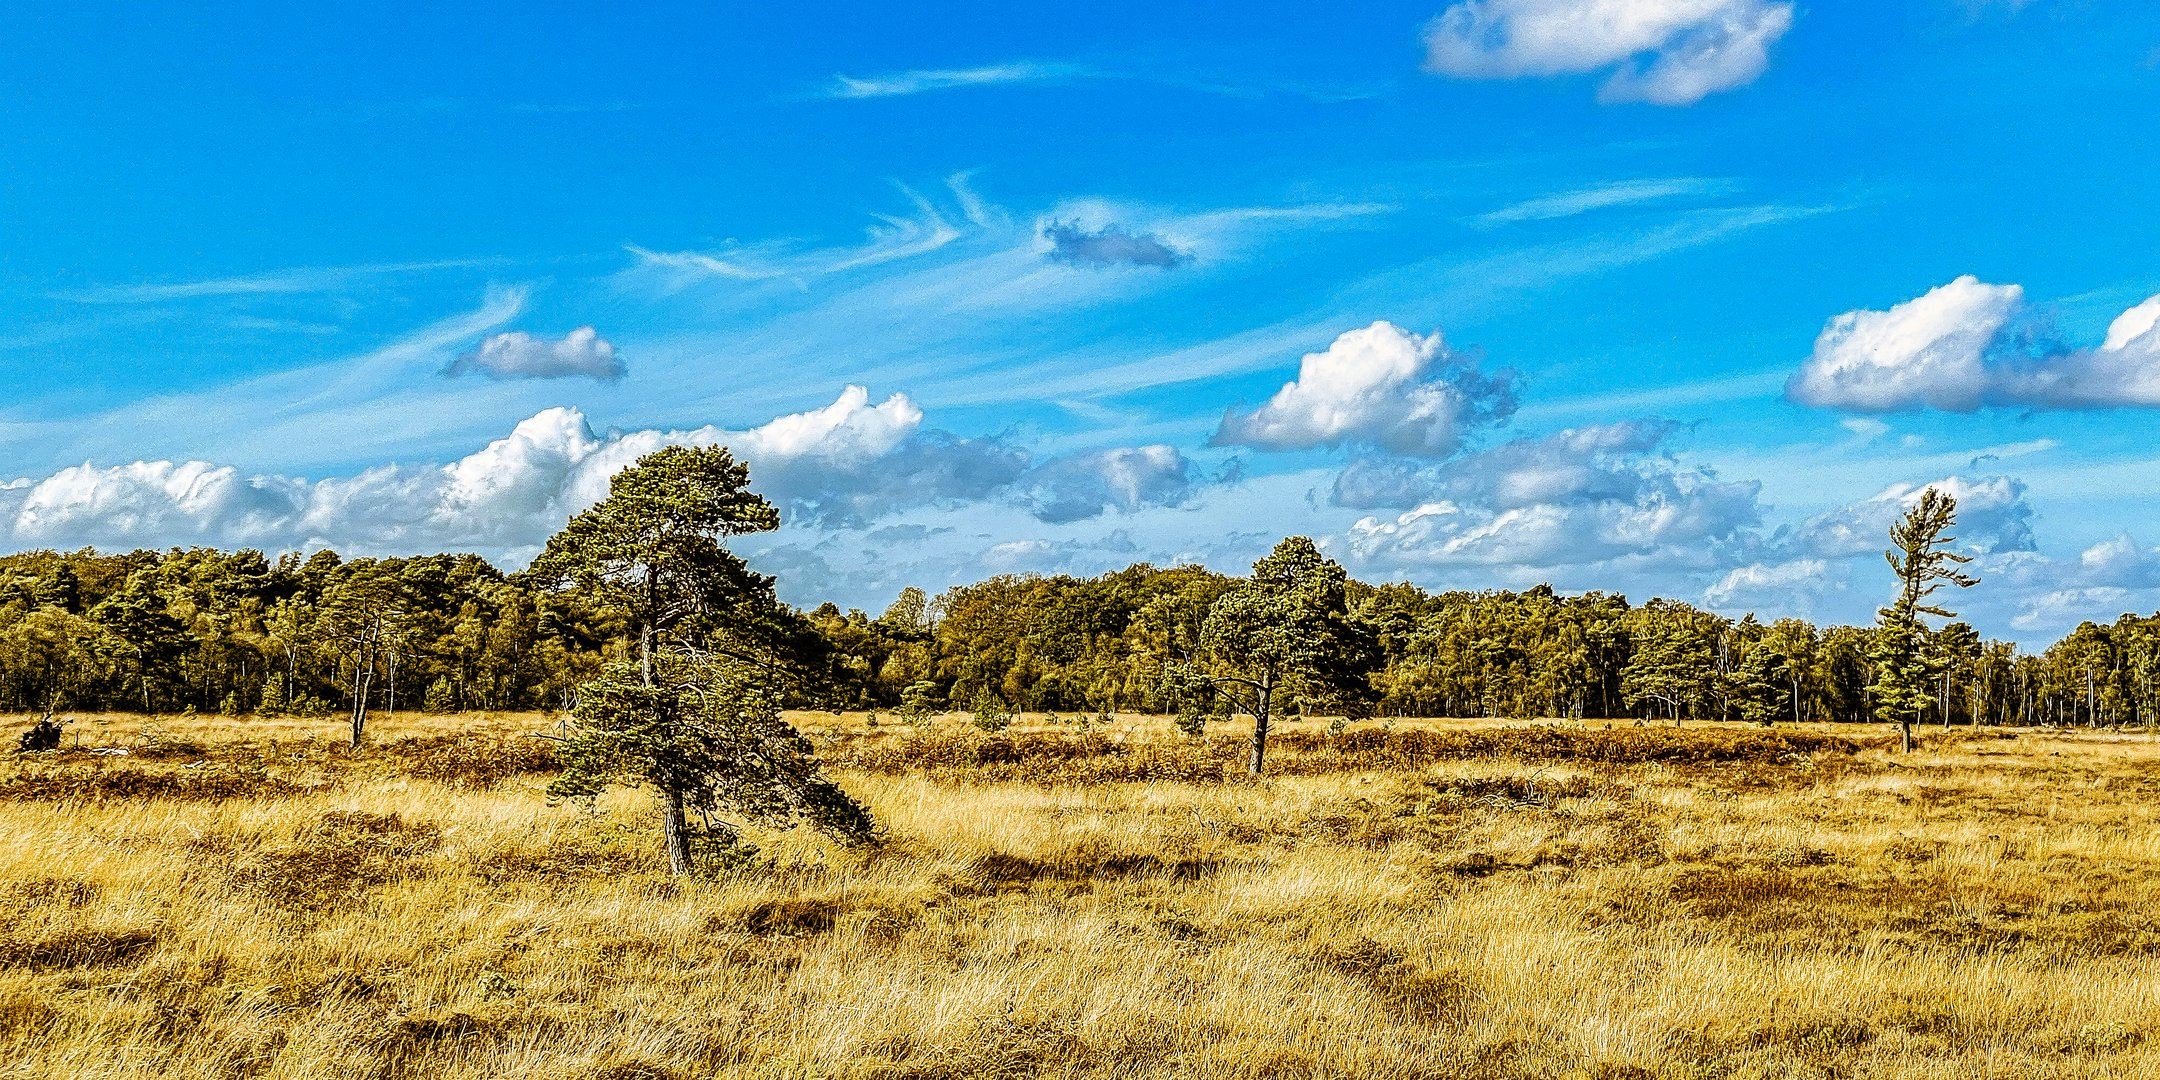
0, 711, 2153, 1078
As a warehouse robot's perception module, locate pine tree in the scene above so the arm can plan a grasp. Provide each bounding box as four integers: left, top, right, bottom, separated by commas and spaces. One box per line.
1869, 488, 1980, 752
547, 653, 876, 868
531, 445, 843, 876
1731, 643, 1790, 726
257, 677, 286, 716
1175, 538, 1378, 775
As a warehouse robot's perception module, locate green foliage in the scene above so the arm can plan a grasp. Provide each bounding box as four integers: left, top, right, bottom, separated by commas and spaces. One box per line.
969, 689, 1013, 733
898, 680, 940, 726
528, 444, 781, 676
1869, 489, 1980, 747
546, 655, 877, 854
0, 511, 2143, 736
1185, 537, 1380, 774
1731, 644, 1791, 727
1621, 599, 1720, 723
531, 445, 869, 875
423, 677, 459, 714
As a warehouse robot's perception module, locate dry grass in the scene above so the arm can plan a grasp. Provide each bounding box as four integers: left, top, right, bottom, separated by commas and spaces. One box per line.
0, 709, 2154, 1078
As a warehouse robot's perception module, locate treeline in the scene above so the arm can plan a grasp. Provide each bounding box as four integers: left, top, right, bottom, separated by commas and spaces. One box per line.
1, 545, 2156, 726
0, 547, 609, 716
812, 569, 2155, 728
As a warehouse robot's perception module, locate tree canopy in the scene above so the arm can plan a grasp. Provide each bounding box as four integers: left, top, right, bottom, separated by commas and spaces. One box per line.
1175, 537, 1379, 775
1869, 488, 1980, 751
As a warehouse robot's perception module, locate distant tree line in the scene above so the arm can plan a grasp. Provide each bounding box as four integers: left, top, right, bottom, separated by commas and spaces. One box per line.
0, 547, 607, 718
0, 539, 2156, 729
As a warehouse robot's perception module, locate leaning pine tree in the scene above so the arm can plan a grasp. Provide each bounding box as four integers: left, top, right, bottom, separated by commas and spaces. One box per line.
531, 445, 876, 874
547, 651, 877, 867
1868, 487, 1979, 753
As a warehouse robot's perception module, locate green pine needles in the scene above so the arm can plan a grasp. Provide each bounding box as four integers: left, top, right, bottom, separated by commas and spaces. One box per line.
546, 653, 877, 873
1869, 488, 1981, 753
533, 445, 877, 875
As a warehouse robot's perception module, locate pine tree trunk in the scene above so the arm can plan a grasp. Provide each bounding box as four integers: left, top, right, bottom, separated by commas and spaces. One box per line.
1900, 716, 1913, 754
1247, 679, 1273, 777
663, 786, 693, 877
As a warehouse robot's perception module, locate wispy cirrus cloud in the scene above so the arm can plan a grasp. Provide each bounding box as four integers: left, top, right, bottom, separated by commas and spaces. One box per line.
0, 288, 529, 473
56, 258, 502, 304
625, 179, 967, 288
821, 61, 1092, 100
1476, 177, 1740, 226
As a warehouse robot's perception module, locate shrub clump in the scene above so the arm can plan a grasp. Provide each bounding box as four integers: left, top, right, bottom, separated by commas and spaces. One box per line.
1265, 726, 1885, 772
229, 811, 443, 913
834, 731, 1243, 785
829, 726, 1878, 785
0, 761, 319, 802
0, 927, 159, 970
386, 734, 559, 789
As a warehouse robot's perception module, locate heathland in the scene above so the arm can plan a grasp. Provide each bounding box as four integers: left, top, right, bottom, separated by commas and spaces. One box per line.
1, 709, 2155, 1079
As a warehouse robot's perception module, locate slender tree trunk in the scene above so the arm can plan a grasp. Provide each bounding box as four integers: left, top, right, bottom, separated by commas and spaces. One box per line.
1900, 715, 1913, 754
1247, 677, 1273, 777
350, 669, 371, 749
641, 567, 659, 688
634, 587, 693, 875
662, 785, 693, 877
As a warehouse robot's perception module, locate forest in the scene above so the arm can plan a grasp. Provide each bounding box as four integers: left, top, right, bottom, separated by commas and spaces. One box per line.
0, 532, 2149, 730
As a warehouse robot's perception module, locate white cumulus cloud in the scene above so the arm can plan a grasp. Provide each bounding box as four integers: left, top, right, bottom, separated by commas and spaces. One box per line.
1789, 278, 2160, 412
447, 327, 625, 381
1704, 558, 1831, 608
1422, 0, 1795, 106
1786, 277, 2021, 412
1212, 321, 1517, 458
0, 387, 1198, 561
1797, 475, 2036, 559
1339, 421, 1762, 573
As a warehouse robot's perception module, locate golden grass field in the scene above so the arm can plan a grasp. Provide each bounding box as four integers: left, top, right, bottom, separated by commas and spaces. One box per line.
0, 709, 2155, 1079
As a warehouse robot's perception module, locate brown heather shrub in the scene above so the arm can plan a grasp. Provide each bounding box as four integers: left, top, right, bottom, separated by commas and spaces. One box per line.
1309, 938, 1471, 1025
584, 1063, 682, 1080
229, 810, 443, 913
467, 823, 666, 885
1264, 725, 1885, 772
0, 992, 57, 1037
0, 875, 99, 911
0, 761, 323, 802
833, 730, 1244, 784
363, 1007, 513, 1080
0, 926, 160, 970
384, 733, 560, 788
831, 725, 1879, 785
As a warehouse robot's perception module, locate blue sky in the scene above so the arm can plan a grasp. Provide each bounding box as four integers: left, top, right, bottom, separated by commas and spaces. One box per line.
3, 0, 2159, 644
